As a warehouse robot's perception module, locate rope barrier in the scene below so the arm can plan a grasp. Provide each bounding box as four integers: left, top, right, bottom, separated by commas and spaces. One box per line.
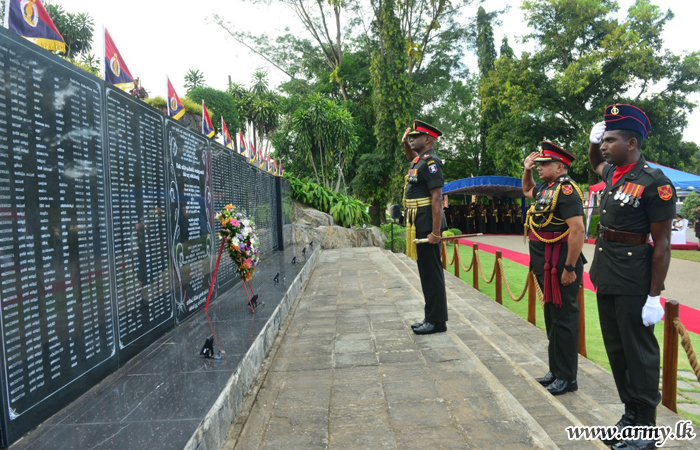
532, 275, 545, 306
673, 318, 700, 382
474, 250, 496, 284
497, 259, 528, 302
457, 249, 474, 273
444, 242, 455, 266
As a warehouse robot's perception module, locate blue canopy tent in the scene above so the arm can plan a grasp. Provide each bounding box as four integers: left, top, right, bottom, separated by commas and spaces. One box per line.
443, 176, 525, 198
647, 162, 700, 193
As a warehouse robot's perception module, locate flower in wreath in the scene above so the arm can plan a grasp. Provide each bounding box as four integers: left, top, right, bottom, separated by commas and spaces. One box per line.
215, 204, 259, 281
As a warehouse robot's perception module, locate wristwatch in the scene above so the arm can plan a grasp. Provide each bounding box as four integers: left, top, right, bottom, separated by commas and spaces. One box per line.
564, 264, 575, 272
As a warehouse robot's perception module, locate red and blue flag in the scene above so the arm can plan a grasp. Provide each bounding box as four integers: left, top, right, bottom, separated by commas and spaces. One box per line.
221, 118, 233, 149
104, 28, 134, 90
5, 0, 66, 52
166, 77, 185, 120
239, 131, 246, 155
202, 100, 215, 138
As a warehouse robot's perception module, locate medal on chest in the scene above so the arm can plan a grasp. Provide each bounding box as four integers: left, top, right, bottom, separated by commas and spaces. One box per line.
613, 182, 645, 208
407, 168, 418, 183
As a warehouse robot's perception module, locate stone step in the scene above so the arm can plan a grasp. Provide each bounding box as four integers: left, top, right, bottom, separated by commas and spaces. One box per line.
383, 248, 698, 449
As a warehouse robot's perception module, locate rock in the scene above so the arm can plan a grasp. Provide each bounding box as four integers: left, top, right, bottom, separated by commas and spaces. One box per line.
293, 202, 334, 227
283, 212, 386, 250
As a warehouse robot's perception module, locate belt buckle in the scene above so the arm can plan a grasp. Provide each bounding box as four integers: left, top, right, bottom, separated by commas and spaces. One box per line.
598, 225, 607, 238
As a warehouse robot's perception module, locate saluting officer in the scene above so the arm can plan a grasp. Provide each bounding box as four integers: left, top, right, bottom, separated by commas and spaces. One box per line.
588, 105, 675, 450
523, 142, 586, 396
402, 120, 448, 335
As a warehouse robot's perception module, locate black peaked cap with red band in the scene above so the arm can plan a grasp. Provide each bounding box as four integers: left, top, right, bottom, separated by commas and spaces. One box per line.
534, 141, 576, 166
407, 120, 443, 139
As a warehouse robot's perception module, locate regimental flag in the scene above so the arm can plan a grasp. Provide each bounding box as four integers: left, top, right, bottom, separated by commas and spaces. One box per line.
279, 162, 283, 177
104, 28, 134, 90
249, 142, 256, 163
258, 147, 266, 170
5, 0, 66, 52
271, 158, 278, 176
166, 77, 185, 120
201, 100, 215, 138
221, 118, 233, 149
238, 131, 246, 155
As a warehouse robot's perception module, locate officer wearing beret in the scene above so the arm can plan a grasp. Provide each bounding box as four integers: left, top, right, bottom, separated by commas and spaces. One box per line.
402, 120, 448, 335
588, 104, 675, 449
523, 142, 585, 396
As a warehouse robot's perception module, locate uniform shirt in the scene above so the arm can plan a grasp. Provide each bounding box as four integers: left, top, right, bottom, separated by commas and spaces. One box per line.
405, 150, 444, 233
528, 175, 584, 275
590, 157, 676, 295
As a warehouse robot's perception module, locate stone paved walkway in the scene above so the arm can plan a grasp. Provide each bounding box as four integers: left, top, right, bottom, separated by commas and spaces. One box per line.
222, 247, 699, 450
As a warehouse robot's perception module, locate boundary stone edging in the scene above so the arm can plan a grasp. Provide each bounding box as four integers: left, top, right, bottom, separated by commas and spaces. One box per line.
182, 248, 321, 450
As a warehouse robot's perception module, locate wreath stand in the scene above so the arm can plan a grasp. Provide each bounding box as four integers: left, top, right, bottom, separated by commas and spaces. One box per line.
205, 235, 257, 314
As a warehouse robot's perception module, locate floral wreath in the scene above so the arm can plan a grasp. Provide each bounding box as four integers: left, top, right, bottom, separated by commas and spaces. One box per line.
215, 204, 259, 282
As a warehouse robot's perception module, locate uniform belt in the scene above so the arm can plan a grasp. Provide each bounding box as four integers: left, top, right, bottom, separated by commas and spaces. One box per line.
405, 197, 432, 208
597, 225, 649, 245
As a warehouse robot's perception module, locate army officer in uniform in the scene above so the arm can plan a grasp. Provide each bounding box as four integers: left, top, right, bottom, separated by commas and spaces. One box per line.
523, 142, 585, 396
402, 120, 448, 335
588, 104, 675, 450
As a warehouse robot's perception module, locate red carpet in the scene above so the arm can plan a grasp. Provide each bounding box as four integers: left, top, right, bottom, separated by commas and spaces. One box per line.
456, 238, 700, 335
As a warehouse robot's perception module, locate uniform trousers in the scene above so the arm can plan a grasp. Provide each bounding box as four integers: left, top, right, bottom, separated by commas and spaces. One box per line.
536, 267, 582, 382
597, 294, 661, 407
415, 230, 448, 323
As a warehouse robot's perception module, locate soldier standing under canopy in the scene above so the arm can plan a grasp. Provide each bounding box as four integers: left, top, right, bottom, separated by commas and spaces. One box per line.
402, 120, 448, 335
588, 104, 675, 450
523, 141, 586, 396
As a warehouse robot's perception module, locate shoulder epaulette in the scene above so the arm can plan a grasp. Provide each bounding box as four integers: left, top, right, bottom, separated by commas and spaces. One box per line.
641, 163, 667, 181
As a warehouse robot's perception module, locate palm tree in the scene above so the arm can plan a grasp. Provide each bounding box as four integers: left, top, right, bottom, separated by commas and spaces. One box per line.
45, 4, 95, 58
184, 69, 206, 93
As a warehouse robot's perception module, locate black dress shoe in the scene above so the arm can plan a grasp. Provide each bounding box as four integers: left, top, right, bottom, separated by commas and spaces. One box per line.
602, 404, 637, 445
411, 320, 425, 329
611, 405, 658, 450
536, 372, 556, 387
611, 438, 658, 450
413, 322, 447, 335
546, 379, 577, 395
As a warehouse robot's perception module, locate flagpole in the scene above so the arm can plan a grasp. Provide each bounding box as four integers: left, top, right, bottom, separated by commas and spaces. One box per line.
3, 0, 11, 29
101, 25, 106, 81
166, 75, 171, 117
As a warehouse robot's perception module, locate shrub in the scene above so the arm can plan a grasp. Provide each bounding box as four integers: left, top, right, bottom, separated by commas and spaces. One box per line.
442, 230, 454, 237
286, 175, 370, 228
379, 223, 406, 253
447, 228, 462, 236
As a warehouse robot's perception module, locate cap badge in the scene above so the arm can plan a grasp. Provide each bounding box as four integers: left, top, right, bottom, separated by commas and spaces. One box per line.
611, 105, 619, 115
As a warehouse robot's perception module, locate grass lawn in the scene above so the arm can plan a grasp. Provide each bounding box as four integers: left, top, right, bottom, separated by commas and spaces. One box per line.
444, 242, 700, 424
671, 249, 700, 263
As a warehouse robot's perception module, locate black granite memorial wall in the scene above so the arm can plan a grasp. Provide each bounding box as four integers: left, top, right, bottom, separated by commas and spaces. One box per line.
0, 28, 290, 447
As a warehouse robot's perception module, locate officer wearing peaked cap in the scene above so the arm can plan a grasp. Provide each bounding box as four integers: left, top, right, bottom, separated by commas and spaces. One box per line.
402, 120, 448, 335
523, 141, 586, 396
588, 104, 676, 450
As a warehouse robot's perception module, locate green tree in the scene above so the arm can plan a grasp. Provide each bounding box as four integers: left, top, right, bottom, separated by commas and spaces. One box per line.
480, 0, 700, 182
681, 191, 700, 221
45, 3, 95, 59
273, 94, 357, 190
359, 0, 413, 224
500, 36, 514, 59
185, 86, 240, 138
475, 6, 499, 175
246, 71, 281, 155
184, 69, 206, 93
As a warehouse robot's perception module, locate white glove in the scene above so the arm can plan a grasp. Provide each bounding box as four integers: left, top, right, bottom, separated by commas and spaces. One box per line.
642, 295, 664, 326
589, 121, 606, 144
